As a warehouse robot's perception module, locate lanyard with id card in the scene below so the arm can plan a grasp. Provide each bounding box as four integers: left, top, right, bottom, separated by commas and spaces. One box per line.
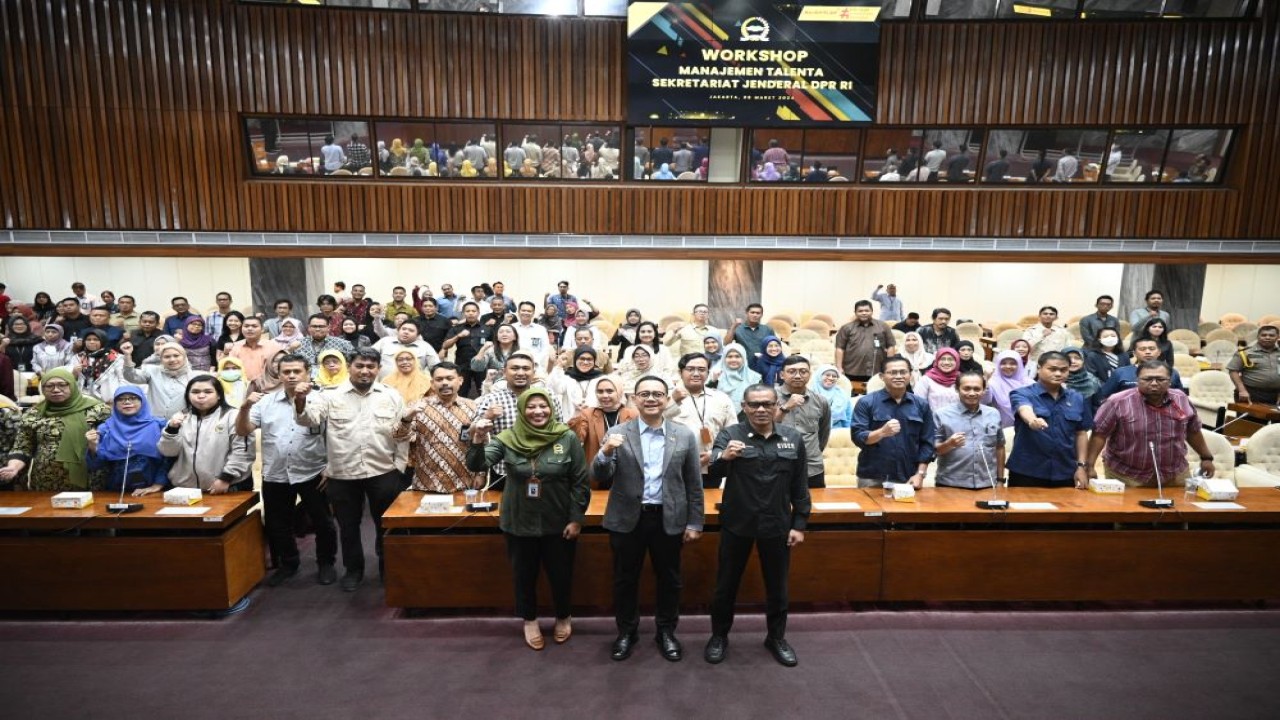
692, 394, 712, 445
527, 457, 541, 500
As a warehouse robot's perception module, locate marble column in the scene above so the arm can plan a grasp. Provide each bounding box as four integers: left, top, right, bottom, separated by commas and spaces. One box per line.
1118, 263, 1154, 324
249, 258, 324, 318
1152, 264, 1207, 331
1119, 262, 1205, 331
707, 259, 762, 328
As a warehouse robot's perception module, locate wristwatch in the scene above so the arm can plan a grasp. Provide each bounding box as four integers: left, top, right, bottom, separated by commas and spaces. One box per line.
1075, 462, 1086, 468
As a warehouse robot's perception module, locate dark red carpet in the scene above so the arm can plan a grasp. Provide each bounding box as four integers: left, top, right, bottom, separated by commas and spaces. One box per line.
2, 537, 1279, 719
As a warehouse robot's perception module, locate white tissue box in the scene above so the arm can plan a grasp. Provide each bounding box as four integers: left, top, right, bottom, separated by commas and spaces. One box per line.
51, 491, 94, 509
164, 488, 203, 505
1196, 478, 1239, 502
1088, 478, 1126, 495
891, 483, 916, 503
417, 495, 453, 513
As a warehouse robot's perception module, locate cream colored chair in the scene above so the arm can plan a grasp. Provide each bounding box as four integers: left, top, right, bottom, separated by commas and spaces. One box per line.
1016, 314, 1039, 329
865, 374, 886, 394
813, 313, 836, 327
1235, 424, 1280, 488
1188, 370, 1235, 428
1198, 321, 1222, 336
766, 319, 792, 341
1171, 340, 1190, 357
1173, 353, 1200, 379
388, 166, 410, 176
822, 432, 860, 488
1168, 329, 1201, 353
328, 168, 353, 176
1185, 430, 1235, 482
1203, 328, 1237, 346
789, 329, 820, 345
800, 319, 831, 336
1118, 320, 1132, 338
657, 315, 684, 333
956, 322, 983, 343
992, 322, 1018, 336
1233, 322, 1259, 343
356, 167, 373, 176
1258, 314, 1280, 327
1201, 339, 1238, 368
1219, 312, 1247, 330
891, 329, 905, 348
996, 328, 1023, 349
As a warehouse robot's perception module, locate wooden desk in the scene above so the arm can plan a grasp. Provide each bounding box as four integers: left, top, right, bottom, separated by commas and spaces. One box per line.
0, 492, 265, 612
874, 487, 1280, 602
1230, 402, 1280, 423
383, 488, 885, 610
383, 486, 1280, 610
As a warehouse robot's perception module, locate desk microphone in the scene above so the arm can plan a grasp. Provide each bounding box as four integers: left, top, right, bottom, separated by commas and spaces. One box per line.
106, 440, 144, 514
1138, 440, 1174, 509
975, 433, 1008, 510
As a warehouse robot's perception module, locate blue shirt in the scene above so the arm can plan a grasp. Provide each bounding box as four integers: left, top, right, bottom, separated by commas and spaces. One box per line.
640, 424, 666, 504
163, 312, 198, 336
871, 289, 905, 322
1007, 383, 1093, 482
1094, 364, 1184, 409
546, 293, 578, 318
434, 295, 462, 320
851, 390, 936, 485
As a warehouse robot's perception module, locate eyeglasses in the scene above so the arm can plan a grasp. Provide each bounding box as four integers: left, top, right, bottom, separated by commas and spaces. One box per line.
785, 369, 811, 376
43, 381, 71, 389
883, 370, 910, 377
745, 401, 778, 409
635, 391, 668, 399
1137, 377, 1171, 384
115, 396, 142, 404
682, 367, 709, 374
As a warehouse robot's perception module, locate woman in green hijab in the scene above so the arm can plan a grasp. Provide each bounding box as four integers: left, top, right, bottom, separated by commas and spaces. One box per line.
467, 387, 589, 651
0, 368, 110, 490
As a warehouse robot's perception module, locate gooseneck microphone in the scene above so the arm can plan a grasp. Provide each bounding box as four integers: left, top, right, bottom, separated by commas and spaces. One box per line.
107, 440, 144, 514
975, 432, 1007, 510
1138, 440, 1174, 509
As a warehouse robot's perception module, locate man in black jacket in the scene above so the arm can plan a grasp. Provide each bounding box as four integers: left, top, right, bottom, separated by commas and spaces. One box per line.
704, 384, 812, 668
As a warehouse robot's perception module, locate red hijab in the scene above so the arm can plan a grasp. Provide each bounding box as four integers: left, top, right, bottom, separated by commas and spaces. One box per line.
925, 347, 961, 386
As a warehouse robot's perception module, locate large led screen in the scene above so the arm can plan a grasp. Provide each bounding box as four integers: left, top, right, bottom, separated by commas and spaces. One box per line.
627, 1, 880, 126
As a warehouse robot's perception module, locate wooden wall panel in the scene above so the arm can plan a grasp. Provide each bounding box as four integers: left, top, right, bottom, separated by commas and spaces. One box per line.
1, 0, 1278, 240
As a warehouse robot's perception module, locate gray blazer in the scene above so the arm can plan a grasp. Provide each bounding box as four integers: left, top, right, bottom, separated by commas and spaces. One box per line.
593, 419, 704, 535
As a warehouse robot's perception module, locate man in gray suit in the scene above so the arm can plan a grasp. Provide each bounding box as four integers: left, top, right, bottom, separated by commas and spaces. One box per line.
594, 375, 704, 663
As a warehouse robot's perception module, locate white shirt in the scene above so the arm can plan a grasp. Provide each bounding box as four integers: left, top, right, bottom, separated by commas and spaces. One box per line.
372, 336, 440, 378
250, 390, 327, 484
514, 321, 552, 364
295, 382, 406, 480
662, 386, 737, 474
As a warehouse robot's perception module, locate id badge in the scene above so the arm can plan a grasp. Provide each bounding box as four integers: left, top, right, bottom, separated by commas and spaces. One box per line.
527, 476, 541, 499
700, 426, 713, 445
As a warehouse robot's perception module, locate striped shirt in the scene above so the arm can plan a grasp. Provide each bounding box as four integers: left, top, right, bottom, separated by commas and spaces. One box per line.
395, 396, 485, 493
1093, 388, 1198, 482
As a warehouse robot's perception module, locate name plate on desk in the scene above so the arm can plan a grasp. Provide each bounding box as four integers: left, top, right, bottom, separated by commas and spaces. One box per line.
415, 505, 465, 515
0, 507, 32, 516
1191, 502, 1246, 510
1007, 502, 1058, 511
155, 506, 212, 516
813, 502, 862, 511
